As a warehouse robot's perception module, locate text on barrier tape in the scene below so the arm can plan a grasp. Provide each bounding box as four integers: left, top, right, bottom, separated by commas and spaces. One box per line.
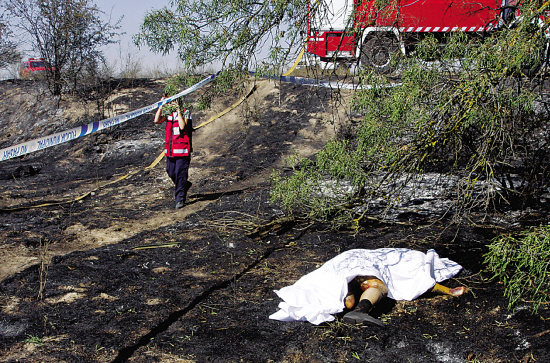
0, 72, 221, 162
1, 69, 400, 163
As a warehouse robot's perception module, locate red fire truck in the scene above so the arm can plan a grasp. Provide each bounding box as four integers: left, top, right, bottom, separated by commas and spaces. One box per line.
20, 58, 50, 78
306, 0, 512, 73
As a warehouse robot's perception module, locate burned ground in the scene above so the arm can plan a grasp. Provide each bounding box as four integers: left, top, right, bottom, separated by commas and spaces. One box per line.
0, 76, 549, 363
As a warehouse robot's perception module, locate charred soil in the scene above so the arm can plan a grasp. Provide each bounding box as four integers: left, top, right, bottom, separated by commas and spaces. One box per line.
0, 76, 549, 363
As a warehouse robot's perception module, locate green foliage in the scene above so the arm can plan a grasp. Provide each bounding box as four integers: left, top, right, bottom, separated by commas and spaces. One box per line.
194, 67, 245, 110
163, 68, 245, 115
270, 153, 358, 225
23, 335, 44, 345
484, 226, 550, 312
163, 73, 191, 115
271, 0, 550, 224
135, 0, 309, 71
213, 68, 242, 92
271, 155, 321, 215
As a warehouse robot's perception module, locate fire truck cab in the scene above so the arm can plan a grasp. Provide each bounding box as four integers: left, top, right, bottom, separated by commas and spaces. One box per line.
307, 0, 508, 73
20, 58, 49, 78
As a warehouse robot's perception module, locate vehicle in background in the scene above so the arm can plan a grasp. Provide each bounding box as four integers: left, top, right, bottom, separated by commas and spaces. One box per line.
20, 58, 51, 78
306, 0, 518, 73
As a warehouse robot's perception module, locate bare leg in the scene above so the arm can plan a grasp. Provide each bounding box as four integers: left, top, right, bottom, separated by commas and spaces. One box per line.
430, 283, 467, 296
343, 277, 387, 326
358, 279, 387, 306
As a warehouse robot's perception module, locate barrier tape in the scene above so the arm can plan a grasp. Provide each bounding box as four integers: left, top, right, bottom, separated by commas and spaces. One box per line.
1, 54, 397, 163
0, 49, 307, 164
255, 73, 401, 90
255, 44, 401, 89
0, 48, 399, 212
0, 72, 221, 163
0, 75, 259, 213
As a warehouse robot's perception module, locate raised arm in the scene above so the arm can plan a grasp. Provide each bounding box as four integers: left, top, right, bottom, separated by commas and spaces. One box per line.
176, 105, 191, 131
154, 96, 167, 124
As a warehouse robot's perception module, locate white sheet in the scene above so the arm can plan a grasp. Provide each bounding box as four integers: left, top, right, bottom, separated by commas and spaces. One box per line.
269, 248, 463, 325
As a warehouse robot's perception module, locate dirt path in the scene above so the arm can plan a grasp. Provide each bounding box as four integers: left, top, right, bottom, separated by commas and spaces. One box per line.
0, 77, 342, 282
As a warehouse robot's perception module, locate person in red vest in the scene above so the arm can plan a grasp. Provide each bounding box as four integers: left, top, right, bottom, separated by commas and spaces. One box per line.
154, 94, 193, 209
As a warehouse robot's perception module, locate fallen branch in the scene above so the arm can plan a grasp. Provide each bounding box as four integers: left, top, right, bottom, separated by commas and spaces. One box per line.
247, 216, 301, 239
532, 329, 550, 338
132, 242, 181, 250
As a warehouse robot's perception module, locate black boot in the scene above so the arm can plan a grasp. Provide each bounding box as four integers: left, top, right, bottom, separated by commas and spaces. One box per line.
355, 299, 373, 313
343, 299, 384, 327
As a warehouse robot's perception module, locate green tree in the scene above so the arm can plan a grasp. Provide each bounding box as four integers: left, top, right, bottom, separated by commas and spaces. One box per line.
271, 0, 550, 311
134, 0, 309, 72
0, 16, 19, 69
4, 0, 120, 95
137, 0, 550, 224
136, 0, 550, 310
272, 1, 550, 225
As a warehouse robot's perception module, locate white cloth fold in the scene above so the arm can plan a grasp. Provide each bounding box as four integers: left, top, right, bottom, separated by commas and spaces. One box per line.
269, 248, 462, 325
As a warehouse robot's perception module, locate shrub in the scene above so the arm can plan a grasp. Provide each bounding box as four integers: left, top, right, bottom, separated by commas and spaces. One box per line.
271, 0, 550, 226
484, 226, 550, 312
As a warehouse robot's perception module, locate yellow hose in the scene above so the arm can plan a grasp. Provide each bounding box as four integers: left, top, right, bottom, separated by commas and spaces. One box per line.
1, 45, 308, 212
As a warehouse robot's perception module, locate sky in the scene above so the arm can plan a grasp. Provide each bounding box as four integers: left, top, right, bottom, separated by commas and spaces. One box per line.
93, 0, 283, 74
93, 0, 183, 74
0, 0, 285, 79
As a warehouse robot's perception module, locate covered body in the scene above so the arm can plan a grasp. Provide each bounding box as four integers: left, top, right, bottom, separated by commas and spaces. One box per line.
269, 248, 462, 325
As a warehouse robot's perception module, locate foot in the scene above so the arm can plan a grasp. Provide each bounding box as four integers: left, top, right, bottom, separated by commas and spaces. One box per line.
344, 294, 356, 310
343, 310, 384, 327
175, 201, 185, 209
449, 286, 467, 296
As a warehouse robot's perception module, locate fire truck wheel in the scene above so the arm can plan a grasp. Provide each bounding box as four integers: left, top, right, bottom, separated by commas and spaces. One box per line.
360, 36, 400, 74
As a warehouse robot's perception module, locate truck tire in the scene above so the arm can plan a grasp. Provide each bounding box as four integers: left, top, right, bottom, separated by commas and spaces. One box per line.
360, 35, 400, 74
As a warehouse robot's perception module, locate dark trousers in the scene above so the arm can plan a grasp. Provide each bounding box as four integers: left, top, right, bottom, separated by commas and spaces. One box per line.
166, 156, 190, 203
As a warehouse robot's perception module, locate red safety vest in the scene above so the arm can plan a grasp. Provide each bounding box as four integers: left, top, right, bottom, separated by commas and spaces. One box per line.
164, 111, 192, 157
